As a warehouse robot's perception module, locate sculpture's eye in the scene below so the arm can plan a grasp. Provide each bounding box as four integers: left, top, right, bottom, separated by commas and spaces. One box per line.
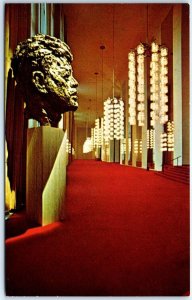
63, 69, 71, 80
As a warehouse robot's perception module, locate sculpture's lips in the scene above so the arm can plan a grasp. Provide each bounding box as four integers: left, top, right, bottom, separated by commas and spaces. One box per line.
71, 93, 78, 102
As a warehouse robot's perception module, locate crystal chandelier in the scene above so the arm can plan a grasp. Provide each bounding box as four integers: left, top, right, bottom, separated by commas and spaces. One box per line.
150, 42, 169, 127
103, 97, 124, 142
128, 41, 169, 128
137, 43, 145, 126
128, 51, 136, 125
103, 5, 124, 143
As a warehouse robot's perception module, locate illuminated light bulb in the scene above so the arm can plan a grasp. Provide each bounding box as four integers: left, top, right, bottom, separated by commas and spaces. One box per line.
137, 43, 145, 54
161, 47, 168, 56
161, 66, 168, 75
128, 50, 136, 125
151, 42, 159, 53
137, 55, 144, 63
138, 103, 144, 111
128, 51, 135, 61
160, 56, 168, 65
138, 94, 144, 102
152, 53, 159, 62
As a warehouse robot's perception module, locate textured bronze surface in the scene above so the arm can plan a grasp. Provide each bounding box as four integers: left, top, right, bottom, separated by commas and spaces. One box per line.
11, 34, 78, 126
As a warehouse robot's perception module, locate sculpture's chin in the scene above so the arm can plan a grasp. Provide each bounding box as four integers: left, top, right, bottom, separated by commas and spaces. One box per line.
58, 97, 78, 113
70, 96, 78, 108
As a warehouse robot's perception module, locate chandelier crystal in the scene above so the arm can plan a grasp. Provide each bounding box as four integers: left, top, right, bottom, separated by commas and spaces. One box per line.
103, 97, 124, 142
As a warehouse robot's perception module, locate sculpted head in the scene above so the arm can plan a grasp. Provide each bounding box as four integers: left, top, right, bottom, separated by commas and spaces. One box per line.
11, 34, 78, 126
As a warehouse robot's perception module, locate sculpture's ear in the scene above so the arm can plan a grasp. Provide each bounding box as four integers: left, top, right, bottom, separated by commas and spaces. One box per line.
32, 71, 48, 94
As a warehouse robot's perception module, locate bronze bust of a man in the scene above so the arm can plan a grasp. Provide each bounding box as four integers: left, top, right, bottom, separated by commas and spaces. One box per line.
11, 34, 78, 126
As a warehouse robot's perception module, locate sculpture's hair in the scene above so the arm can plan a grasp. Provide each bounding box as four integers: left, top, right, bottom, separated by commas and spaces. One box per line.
11, 33, 73, 83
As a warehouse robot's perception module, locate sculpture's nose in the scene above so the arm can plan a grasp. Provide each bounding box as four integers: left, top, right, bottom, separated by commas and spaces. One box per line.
71, 76, 78, 88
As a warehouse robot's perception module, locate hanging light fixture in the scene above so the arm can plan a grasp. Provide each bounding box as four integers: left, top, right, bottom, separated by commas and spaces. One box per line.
83, 106, 93, 154
159, 46, 169, 124
128, 4, 169, 130
94, 117, 100, 147
128, 51, 136, 125
150, 42, 169, 127
150, 41, 160, 127
128, 42, 169, 127
103, 5, 124, 143
137, 43, 145, 126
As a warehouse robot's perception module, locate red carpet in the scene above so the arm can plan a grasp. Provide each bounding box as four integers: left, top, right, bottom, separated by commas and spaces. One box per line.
6, 160, 190, 296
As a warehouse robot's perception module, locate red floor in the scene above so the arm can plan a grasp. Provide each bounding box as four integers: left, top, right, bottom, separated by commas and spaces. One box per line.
5, 160, 190, 296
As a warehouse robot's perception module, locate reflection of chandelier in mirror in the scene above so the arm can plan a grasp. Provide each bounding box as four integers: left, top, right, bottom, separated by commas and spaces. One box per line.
167, 120, 174, 151
147, 129, 155, 149
134, 139, 142, 154
160, 120, 174, 152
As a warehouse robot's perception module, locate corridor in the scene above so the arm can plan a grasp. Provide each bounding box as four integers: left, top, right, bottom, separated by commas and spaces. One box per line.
6, 160, 189, 296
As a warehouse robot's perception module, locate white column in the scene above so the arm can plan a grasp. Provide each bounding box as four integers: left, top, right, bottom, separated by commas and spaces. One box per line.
142, 57, 148, 169
38, 3, 47, 34
109, 140, 114, 162
173, 5, 182, 166
154, 122, 163, 171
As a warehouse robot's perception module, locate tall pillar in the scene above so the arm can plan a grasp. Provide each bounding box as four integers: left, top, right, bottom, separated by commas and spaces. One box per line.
38, 3, 47, 34
173, 5, 182, 166
132, 125, 137, 167
109, 140, 114, 162
142, 57, 148, 169
154, 122, 163, 171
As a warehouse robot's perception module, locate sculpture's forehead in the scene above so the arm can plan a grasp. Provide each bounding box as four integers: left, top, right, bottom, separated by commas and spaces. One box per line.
43, 54, 70, 66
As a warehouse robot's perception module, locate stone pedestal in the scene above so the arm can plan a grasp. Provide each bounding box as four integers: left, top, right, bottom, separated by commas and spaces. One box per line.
26, 127, 68, 226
